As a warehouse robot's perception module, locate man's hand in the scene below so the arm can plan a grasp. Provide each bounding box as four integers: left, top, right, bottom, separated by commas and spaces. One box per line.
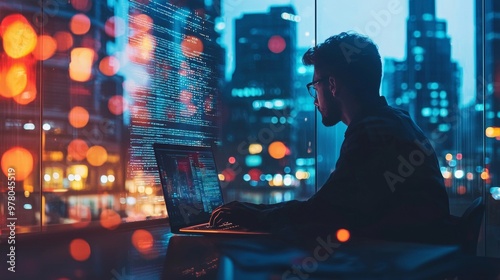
209, 201, 264, 229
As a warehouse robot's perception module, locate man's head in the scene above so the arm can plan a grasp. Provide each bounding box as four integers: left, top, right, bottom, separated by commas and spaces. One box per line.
303, 32, 382, 126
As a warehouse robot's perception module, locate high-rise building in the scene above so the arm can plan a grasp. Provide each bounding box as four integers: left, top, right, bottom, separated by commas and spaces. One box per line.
385, 0, 460, 155
219, 6, 298, 202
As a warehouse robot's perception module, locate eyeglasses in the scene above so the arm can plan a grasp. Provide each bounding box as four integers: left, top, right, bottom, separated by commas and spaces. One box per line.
306, 77, 328, 99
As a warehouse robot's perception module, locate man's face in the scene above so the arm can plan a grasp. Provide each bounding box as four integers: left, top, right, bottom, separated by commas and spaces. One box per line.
313, 71, 343, 127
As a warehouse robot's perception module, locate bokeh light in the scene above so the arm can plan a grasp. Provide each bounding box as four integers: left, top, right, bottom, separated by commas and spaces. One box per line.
221, 168, 236, 182
54, 31, 74, 51
0, 62, 28, 98
105, 16, 126, 37
268, 141, 287, 159
131, 229, 154, 254
247, 168, 262, 181
100, 209, 121, 230
69, 239, 91, 261
71, 0, 92, 12
108, 95, 128, 115
127, 33, 155, 63
33, 35, 57, 60
181, 35, 204, 58
99, 56, 120, 76
130, 13, 153, 32
67, 139, 89, 161
336, 228, 350, 242
70, 14, 91, 35
86, 145, 108, 166
1, 14, 37, 59
268, 35, 286, 54
248, 143, 263, 154
12, 80, 37, 105
1, 146, 34, 181
69, 48, 94, 82
68, 106, 90, 128
457, 185, 467, 195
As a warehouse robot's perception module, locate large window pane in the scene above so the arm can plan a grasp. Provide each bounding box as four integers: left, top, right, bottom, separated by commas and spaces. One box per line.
0, 0, 316, 234
317, 0, 493, 256
217, 1, 316, 203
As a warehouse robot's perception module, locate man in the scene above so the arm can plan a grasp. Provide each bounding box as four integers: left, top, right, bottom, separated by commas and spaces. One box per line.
210, 32, 450, 244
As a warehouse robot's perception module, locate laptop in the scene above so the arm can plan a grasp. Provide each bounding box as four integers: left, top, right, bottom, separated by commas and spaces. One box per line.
153, 143, 269, 235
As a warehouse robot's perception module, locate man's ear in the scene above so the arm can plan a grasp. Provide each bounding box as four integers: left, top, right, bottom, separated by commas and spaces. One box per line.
328, 76, 336, 94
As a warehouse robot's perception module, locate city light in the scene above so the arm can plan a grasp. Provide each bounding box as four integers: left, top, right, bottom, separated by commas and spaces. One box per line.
68, 106, 90, 128
69, 239, 91, 261
1, 14, 37, 59
70, 13, 91, 35
1, 146, 34, 181
33, 35, 57, 61
249, 143, 263, 154
486, 127, 500, 138
69, 48, 95, 82
490, 187, 500, 200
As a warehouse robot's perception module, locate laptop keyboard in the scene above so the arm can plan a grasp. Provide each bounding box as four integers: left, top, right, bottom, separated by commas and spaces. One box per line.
193, 222, 241, 231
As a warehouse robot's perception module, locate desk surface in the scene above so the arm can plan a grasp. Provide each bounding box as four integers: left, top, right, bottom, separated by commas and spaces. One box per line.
1, 221, 499, 280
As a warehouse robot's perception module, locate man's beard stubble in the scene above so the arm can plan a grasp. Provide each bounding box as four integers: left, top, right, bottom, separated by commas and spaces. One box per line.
321, 95, 342, 127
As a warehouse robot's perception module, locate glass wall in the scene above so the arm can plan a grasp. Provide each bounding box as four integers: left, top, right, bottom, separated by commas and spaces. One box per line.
316, 0, 498, 257
0, 0, 497, 258
0, 0, 316, 233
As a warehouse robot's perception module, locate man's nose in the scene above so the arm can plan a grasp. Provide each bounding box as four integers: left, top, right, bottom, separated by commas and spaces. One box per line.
313, 98, 319, 107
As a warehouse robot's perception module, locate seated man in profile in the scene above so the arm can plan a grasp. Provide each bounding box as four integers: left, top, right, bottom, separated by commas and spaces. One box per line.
210, 32, 451, 244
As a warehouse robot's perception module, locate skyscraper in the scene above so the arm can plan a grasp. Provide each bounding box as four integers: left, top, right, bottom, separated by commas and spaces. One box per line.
386, 0, 460, 155
219, 6, 299, 202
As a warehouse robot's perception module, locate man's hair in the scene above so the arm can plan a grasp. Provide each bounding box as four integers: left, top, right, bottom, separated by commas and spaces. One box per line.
302, 32, 382, 98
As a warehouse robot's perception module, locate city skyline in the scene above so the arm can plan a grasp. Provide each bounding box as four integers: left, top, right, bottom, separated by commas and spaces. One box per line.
220, 0, 475, 105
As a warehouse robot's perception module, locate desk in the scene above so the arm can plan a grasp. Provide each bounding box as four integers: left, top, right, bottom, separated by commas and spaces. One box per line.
1, 221, 499, 280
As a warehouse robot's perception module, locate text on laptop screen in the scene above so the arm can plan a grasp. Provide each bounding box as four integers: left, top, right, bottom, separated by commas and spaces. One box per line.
154, 145, 224, 229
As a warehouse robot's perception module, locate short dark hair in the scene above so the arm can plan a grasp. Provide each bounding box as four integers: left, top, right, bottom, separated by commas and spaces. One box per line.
302, 32, 382, 97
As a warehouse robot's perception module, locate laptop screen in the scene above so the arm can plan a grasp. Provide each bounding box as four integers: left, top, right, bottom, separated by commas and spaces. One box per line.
153, 143, 224, 231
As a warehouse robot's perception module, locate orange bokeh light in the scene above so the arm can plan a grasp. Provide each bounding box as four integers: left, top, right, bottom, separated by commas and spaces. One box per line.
69, 48, 94, 82
99, 56, 120, 76
105, 16, 126, 37
67, 139, 89, 161
0, 62, 28, 98
68, 106, 90, 128
33, 35, 57, 60
86, 145, 108, 166
1, 14, 37, 59
130, 13, 153, 32
54, 31, 73, 51
181, 36, 203, 58
131, 229, 154, 254
70, 13, 91, 35
336, 228, 350, 242
268, 141, 287, 159
13, 80, 37, 105
127, 33, 155, 63
108, 95, 128, 115
71, 0, 92, 11
1, 147, 34, 181
69, 239, 91, 261
100, 209, 121, 230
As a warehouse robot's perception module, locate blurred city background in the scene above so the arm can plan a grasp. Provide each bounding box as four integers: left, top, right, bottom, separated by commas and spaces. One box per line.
0, 0, 498, 257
